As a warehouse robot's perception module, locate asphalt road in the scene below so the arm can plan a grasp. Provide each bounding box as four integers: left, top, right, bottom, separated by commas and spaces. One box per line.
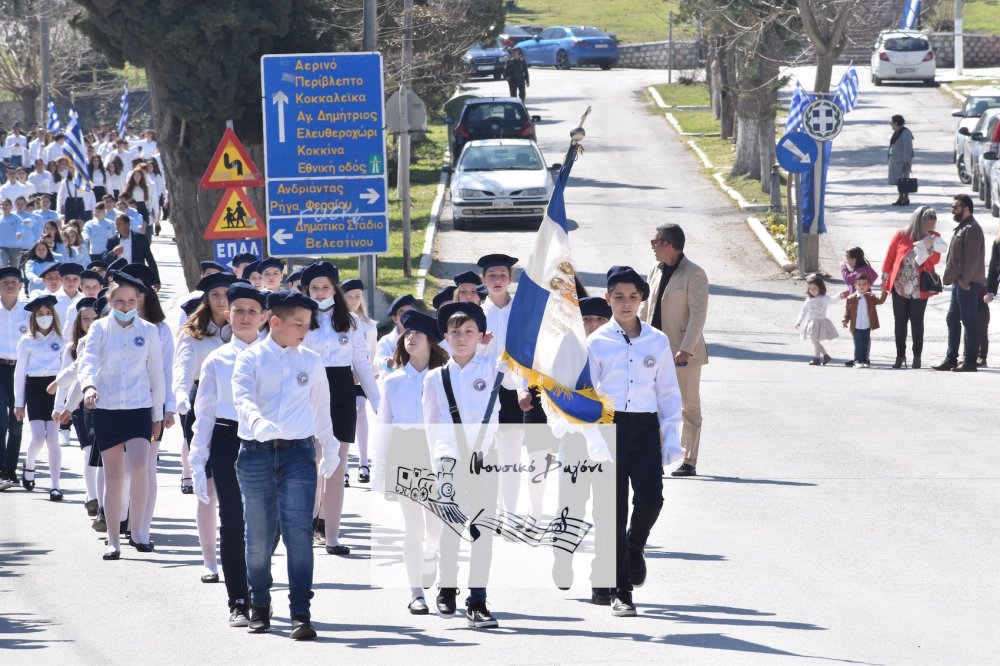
3, 64, 999, 665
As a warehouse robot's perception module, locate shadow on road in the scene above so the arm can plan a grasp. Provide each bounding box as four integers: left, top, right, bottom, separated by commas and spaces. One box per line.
708, 343, 806, 363
0, 542, 51, 579
694, 475, 818, 488
0, 613, 72, 650
659, 632, 878, 664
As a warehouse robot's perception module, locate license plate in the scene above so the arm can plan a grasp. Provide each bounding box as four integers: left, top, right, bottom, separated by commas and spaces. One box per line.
478, 65, 494, 71
896, 67, 915, 73
492, 200, 514, 208
595, 44, 609, 49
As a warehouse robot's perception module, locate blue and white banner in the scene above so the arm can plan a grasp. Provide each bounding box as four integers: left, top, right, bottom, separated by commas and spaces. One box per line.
835, 66, 860, 114
46, 97, 60, 134
502, 141, 612, 425
899, 0, 922, 30
117, 85, 129, 138
785, 80, 812, 134
64, 106, 91, 190
800, 140, 832, 234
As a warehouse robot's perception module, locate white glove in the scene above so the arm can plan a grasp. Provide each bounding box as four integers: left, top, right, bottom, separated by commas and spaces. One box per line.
176, 397, 191, 416
584, 428, 612, 463
251, 418, 281, 442
192, 465, 211, 505
317, 444, 339, 479
661, 435, 684, 466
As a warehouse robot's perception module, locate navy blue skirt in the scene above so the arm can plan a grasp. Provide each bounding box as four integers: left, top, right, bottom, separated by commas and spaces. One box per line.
93, 407, 152, 451
25, 375, 56, 421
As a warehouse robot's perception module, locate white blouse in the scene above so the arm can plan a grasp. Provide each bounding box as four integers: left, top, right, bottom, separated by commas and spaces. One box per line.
303, 310, 381, 411
14, 331, 65, 408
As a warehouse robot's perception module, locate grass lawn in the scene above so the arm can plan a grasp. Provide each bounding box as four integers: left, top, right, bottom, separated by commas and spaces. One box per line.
506, 0, 696, 43
314, 122, 447, 300
947, 79, 1000, 92
930, 0, 1000, 34
652, 82, 710, 106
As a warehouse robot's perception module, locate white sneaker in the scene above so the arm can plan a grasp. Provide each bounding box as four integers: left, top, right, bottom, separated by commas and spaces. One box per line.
59, 430, 71, 446
0, 479, 14, 491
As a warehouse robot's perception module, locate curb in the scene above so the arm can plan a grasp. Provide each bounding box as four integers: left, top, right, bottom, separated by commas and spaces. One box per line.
415, 152, 449, 301
664, 112, 719, 136
712, 172, 770, 212
940, 82, 965, 103
647, 85, 669, 109
747, 215, 795, 271
687, 139, 715, 170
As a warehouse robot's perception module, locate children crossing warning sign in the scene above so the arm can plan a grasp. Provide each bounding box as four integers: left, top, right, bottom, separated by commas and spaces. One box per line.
203, 187, 266, 240
199, 128, 264, 189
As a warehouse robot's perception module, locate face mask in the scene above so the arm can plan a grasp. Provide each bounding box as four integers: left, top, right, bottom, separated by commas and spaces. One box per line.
113, 308, 137, 323
35, 315, 53, 330
315, 296, 335, 310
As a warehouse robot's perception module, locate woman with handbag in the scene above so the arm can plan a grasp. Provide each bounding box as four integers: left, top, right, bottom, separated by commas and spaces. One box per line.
888, 114, 914, 206
880, 206, 947, 368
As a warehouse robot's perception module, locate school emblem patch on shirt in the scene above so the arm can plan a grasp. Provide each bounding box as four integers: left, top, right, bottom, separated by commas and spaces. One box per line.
297, 371, 309, 385
473, 378, 487, 391
643, 355, 656, 368
338, 334, 350, 345
134, 336, 145, 347
18, 325, 26, 334
50, 342, 60, 352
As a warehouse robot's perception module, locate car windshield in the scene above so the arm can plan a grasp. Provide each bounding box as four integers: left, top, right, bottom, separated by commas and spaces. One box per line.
884, 37, 929, 52
965, 97, 1000, 116
474, 41, 498, 50
460, 145, 544, 171
464, 104, 528, 125
571, 27, 608, 37
504, 26, 529, 36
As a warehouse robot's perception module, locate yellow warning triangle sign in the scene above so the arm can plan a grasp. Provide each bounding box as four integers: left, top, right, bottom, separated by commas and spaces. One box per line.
203, 187, 266, 240
199, 128, 263, 189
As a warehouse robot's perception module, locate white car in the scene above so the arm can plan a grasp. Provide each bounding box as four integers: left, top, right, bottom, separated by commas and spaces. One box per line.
989, 153, 1000, 217
871, 30, 935, 86
953, 88, 1000, 184
446, 139, 556, 230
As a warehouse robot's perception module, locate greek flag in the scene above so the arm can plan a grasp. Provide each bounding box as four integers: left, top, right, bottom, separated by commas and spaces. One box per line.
46, 97, 60, 133
117, 85, 129, 138
899, 0, 922, 30
502, 137, 612, 425
64, 106, 91, 190
785, 81, 812, 133
835, 66, 860, 114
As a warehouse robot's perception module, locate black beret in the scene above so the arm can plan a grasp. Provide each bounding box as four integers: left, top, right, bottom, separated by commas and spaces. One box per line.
606, 265, 650, 301
181, 292, 203, 315
431, 286, 455, 310
120, 263, 156, 289
200, 261, 228, 273
476, 284, 488, 301
400, 309, 442, 344
286, 269, 303, 284
87, 260, 109, 271
107, 257, 128, 272
107, 270, 148, 293
94, 297, 108, 315
258, 257, 284, 273
300, 261, 339, 287
453, 270, 482, 286
58, 262, 84, 277
228, 283, 267, 308
24, 294, 57, 312
196, 272, 238, 294
437, 301, 486, 334
340, 278, 364, 293
242, 261, 261, 276
265, 289, 318, 312
39, 263, 61, 278
580, 296, 612, 319
80, 269, 102, 283
389, 293, 416, 316
476, 254, 518, 270
231, 252, 258, 268
0, 266, 21, 281
75, 297, 98, 313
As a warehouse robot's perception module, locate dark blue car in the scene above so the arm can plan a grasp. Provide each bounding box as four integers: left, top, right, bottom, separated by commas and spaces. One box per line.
462, 41, 509, 80
516, 26, 619, 70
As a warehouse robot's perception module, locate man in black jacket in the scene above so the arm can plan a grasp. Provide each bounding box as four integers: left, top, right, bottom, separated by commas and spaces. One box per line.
103, 213, 160, 288
503, 48, 529, 103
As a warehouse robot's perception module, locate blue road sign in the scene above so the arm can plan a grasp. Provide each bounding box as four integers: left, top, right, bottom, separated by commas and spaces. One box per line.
261, 53, 388, 257
213, 238, 263, 267
776, 132, 819, 174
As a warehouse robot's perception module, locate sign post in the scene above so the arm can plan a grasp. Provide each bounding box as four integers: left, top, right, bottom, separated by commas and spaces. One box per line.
260, 53, 389, 260
798, 96, 843, 274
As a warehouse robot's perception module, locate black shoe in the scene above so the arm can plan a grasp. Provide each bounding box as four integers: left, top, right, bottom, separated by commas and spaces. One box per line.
201, 572, 220, 583
344, 473, 350, 488
627, 542, 647, 587
912, 356, 921, 369
358, 465, 370, 484
85, 499, 99, 516
671, 463, 696, 477
591, 588, 613, 605
119, 519, 129, 535
102, 547, 120, 561
892, 356, 907, 369
408, 597, 430, 615
312, 518, 325, 544
49, 489, 63, 502
932, 360, 957, 371
821, 354, 831, 366
953, 363, 978, 372
466, 601, 499, 629
248, 606, 272, 633
92, 509, 107, 533
128, 537, 155, 553
611, 592, 637, 617
229, 605, 251, 628
977, 358, 988, 368
21, 467, 35, 491
843, 360, 856, 368
808, 357, 821, 366
326, 544, 350, 556
436, 587, 458, 616
289, 615, 317, 640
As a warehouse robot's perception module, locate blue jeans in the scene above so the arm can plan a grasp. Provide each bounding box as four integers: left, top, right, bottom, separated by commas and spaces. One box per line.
236, 438, 318, 618
852, 328, 871, 364
946, 282, 982, 365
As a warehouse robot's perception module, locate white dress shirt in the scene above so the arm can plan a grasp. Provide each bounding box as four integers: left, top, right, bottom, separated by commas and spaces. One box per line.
0, 181, 35, 203
4, 135, 26, 159
14, 330, 65, 408
0, 299, 29, 360
189, 337, 252, 468
372, 362, 429, 492
44, 142, 65, 164
53, 340, 83, 413
77, 316, 166, 421
172, 322, 227, 406
28, 170, 54, 195
55, 292, 82, 335
27, 138, 45, 164
481, 295, 513, 357
232, 335, 336, 448
303, 310, 381, 411
156, 321, 176, 414
374, 328, 400, 375
587, 320, 682, 455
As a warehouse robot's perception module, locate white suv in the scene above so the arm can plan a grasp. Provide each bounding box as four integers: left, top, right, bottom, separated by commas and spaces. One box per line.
871, 30, 936, 86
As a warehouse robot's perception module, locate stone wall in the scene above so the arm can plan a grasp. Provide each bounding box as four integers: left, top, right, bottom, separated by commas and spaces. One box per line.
928, 33, 1000, 68
617, 40, 702, 70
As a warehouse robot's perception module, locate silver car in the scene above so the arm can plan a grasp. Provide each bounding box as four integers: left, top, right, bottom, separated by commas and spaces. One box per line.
959, 108, 1000, 196
953, 89, 1000, 184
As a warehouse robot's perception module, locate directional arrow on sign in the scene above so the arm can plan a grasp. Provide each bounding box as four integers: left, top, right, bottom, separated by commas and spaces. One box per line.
360, 188, 380, 205
783, 141, 811, 165
272, 228, 293, 245
272, 91, 289, 143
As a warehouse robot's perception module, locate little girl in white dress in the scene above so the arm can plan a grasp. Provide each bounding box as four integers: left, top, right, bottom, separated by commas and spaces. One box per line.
795, 273, 840, 365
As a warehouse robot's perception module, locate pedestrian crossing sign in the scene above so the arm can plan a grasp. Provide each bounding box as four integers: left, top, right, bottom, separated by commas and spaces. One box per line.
203, 187, 266, 240
199, 127, 264, 189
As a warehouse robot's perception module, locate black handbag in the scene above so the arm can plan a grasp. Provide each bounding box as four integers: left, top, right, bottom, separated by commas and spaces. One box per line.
920, 270, 942, 293
898, 177, 919, 194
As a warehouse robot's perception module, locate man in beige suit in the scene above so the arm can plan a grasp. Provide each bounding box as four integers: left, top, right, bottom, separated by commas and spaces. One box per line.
638, 223, 708, 476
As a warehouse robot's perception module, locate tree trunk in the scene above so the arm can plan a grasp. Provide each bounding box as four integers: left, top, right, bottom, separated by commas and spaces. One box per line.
719, 38, 736, 140
731, 90, 760, 180
813, 52, 838, 93
756, 33, 781, 194
707, 41, 721, 121
18, 94, 38, 127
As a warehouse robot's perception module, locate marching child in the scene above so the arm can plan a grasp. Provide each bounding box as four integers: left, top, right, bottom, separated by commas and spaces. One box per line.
795, 273, 840, 366
842, 273, 888, 368
232, 289, 339, 640
341, 278, 377, 484
373, 294, 416, 374
587, 266, 682, 617
14, 294, 65, 499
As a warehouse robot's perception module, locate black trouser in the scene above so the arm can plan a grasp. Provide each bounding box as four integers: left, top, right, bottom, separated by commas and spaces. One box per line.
891, 291, 928, 359
964, 299, 990, 361
507, 79, 526, 102
0, 363, 24, 477
613, 412, 663, 595
209, 419, 250, 610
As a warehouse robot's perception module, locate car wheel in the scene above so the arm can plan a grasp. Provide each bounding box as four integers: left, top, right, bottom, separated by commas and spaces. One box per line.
493, 72, 502, 80
952, 150, 957, 164
600, 63, 612, 70
985, 180, 993, 208
992, 196, 1000, 217
873, 75, 882, 86
972, 171, 979, 194
980, 177, 988, 202
452, 216, 467, 231
556, 50, 570, 70
958, 157, 971, 184
924, 78, 936, 86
